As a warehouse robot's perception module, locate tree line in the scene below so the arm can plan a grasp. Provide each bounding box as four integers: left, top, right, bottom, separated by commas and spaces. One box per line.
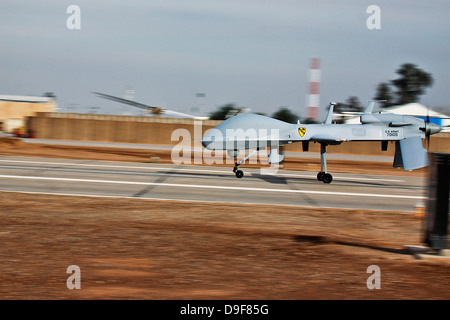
209, 63, 434, 123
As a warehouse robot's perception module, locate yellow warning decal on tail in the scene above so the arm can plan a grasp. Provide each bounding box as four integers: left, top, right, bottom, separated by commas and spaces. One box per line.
298, 127, 306, 137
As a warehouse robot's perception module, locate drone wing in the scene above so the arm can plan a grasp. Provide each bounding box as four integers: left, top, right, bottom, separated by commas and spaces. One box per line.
92, 92, 153, 110
92, 92, 204, 119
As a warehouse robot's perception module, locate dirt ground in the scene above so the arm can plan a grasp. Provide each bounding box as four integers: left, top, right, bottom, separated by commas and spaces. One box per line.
0, 137, 448, 300
0, 193, 449, 300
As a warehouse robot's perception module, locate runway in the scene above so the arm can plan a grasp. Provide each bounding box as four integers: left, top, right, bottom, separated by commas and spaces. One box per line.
0, 155, 426, 212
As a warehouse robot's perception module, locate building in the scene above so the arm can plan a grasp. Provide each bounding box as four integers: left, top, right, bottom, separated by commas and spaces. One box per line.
0, 95, 57, 133
344, 103, 450, 132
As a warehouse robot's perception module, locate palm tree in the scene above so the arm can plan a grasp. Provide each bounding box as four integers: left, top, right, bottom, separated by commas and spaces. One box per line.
390, 63, 433, 105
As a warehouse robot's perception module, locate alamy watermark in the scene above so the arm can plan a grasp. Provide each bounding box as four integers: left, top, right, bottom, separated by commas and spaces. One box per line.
66, 265, 81, 289
65, 5, 381, 31
171, 121, 283, 175
66, 5, 81, 30
366, 265, 381, 289
366, 5, 381, 30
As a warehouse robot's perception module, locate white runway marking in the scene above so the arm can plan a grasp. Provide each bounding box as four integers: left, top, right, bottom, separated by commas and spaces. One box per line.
0, 159, 403, 182
0, 174, 423, 200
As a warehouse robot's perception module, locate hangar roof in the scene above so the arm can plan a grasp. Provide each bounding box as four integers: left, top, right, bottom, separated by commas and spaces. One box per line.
382, 103, 449, 118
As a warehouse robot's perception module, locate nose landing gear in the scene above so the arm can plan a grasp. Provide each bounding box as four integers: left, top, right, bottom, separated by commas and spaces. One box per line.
231, 148, 259, 178
233, 166, 244, 178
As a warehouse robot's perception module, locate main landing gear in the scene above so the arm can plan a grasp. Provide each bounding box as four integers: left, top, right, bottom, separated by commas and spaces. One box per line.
317, 171, 333, 183
231, 143, 334, 183
317, 143, 333, 184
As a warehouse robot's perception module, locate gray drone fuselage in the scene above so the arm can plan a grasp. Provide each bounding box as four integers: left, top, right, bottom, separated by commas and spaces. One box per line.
202, 113, 434, 148
201, 110, 441, 174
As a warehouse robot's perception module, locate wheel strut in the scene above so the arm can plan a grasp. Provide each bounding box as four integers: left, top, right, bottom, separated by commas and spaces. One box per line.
232, 149, 258, 178
317, 143, 333, 183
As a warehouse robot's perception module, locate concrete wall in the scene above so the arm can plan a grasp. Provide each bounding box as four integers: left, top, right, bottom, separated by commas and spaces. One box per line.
28, 112, 450, 155
28, 113, 221, 145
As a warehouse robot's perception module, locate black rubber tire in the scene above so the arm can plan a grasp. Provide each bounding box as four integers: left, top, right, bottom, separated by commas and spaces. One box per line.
322, 173, 333, 184
235, 170, 244, 178
317, 172, 324, 181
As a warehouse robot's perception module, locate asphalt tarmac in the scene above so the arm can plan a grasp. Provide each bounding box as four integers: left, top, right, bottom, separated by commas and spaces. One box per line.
0, 155, 426, 212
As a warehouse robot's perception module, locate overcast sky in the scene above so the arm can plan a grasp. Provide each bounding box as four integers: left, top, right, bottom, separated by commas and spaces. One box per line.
1, 0, 449, 118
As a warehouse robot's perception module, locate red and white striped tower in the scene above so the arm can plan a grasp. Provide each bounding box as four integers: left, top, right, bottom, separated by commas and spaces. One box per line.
306, 58, 321, 120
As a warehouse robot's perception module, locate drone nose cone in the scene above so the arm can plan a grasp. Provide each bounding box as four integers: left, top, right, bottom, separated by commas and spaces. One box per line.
201, 138, 210, 148
201, 136, 214, 149
428, 123, 442, 135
